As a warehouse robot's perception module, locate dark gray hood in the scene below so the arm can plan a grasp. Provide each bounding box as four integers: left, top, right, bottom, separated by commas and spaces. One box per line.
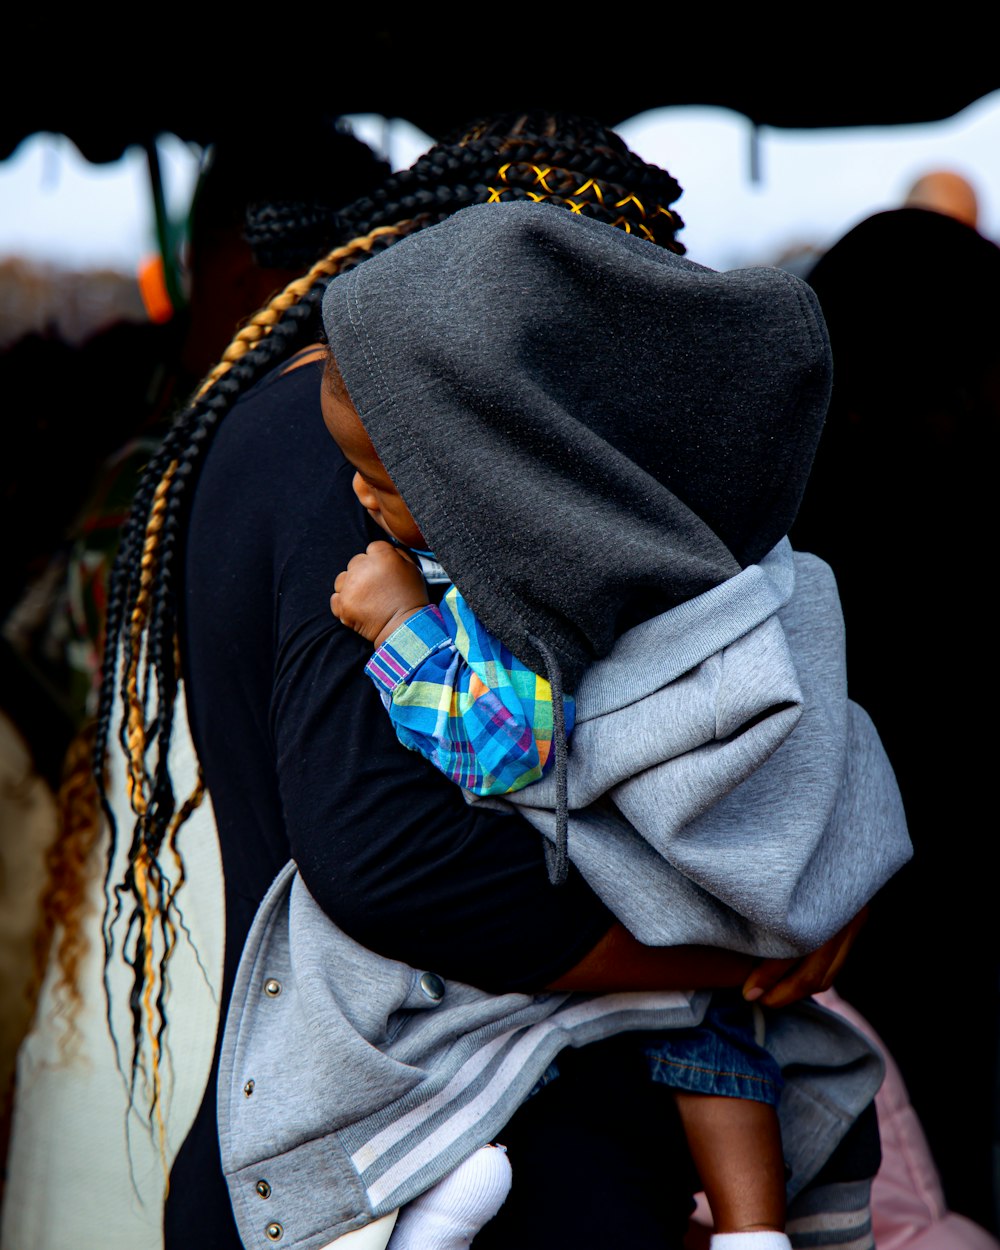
322, 200, 832, 691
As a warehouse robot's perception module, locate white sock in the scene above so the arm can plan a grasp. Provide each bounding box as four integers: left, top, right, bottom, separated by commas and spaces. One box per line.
710, 1235, 790, 1245
388, 1144, 513, 1249
711, 1234, 792, 1249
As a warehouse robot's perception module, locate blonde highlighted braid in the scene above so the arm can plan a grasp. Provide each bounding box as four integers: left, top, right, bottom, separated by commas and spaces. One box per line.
92, 110, 687, 1132
94, 222, 422, 1126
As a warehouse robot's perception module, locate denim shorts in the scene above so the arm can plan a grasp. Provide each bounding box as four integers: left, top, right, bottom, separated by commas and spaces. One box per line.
641, 989, 784, 1105
529, 990, 784, 1107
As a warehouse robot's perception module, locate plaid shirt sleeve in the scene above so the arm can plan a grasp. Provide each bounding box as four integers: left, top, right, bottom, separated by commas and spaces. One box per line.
364, 585, 575, 796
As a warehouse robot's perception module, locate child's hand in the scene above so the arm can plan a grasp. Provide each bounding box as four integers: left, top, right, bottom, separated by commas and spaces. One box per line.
331, 540, 430, 648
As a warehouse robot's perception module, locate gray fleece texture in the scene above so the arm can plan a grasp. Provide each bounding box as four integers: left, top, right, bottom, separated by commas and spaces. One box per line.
492, 541, 911, 955
322, 200, 832, 691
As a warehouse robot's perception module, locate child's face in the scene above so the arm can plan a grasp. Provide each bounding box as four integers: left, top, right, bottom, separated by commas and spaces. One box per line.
321, 356, 427, 550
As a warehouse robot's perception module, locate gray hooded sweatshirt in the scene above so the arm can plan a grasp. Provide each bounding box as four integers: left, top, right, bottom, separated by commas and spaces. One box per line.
218, 202, 910, 1249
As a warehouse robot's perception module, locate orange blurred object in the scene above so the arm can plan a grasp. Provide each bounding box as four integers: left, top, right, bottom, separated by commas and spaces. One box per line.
137, 254, 174, 324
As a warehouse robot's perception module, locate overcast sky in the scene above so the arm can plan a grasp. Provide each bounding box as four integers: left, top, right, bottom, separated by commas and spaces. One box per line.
2, 91, 998, 276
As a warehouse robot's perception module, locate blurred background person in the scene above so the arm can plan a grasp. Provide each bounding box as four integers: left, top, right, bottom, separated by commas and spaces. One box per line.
790, 194, 1000, 1235
902, 167, 980, 229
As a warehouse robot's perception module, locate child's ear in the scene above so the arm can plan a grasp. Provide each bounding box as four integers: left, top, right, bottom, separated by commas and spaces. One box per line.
351, 472, 380, 511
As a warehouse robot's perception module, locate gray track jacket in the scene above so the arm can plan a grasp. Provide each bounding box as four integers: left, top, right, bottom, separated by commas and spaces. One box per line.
218, 544, 908, 1249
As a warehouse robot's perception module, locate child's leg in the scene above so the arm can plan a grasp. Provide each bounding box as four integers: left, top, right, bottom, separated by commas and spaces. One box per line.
674, 1091, 790, 1249
387, 1143, 512, 1250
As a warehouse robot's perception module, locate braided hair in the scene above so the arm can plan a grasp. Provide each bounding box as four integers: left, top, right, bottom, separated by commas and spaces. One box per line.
93, 109, 686, 1124
243, 110, 685, 271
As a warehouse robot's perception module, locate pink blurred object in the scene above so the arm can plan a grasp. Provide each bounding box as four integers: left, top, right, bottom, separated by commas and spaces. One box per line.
816, 988, 999, 1250
684, 989, 999, 1250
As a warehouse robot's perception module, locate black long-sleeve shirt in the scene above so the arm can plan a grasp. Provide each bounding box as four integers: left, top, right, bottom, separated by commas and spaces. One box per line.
182, 354, 612, 1003
167, 354, 613, 1243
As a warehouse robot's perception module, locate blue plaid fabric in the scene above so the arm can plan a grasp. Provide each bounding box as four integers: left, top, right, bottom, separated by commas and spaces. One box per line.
365, 585, 575, 796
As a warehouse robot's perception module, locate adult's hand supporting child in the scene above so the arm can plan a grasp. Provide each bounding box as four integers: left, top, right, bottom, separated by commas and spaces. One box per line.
547, 908, 868, 1008
742, 906, 870, 1008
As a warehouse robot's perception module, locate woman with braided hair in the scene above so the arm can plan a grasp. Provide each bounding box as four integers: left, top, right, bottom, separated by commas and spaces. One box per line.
86, 111, 876, 1250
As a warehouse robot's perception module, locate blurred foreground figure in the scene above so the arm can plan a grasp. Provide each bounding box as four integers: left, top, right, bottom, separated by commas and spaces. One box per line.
791, 205, 1000, 1235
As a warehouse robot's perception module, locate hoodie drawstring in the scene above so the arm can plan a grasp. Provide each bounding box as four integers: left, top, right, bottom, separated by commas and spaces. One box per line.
528, 633, 569, 886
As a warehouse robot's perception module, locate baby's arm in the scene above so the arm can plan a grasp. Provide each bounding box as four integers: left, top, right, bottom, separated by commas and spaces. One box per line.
359, 581, 575, 797
331, 540, 430, 646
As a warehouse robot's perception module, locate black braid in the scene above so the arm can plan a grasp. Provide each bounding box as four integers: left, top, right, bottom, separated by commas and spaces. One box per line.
243, 199, 348, 268
260, 110, 686, 269
96, 109, 688, 1129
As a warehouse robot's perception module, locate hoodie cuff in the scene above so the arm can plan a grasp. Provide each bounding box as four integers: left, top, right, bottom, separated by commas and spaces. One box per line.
365, 605, 454, 695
